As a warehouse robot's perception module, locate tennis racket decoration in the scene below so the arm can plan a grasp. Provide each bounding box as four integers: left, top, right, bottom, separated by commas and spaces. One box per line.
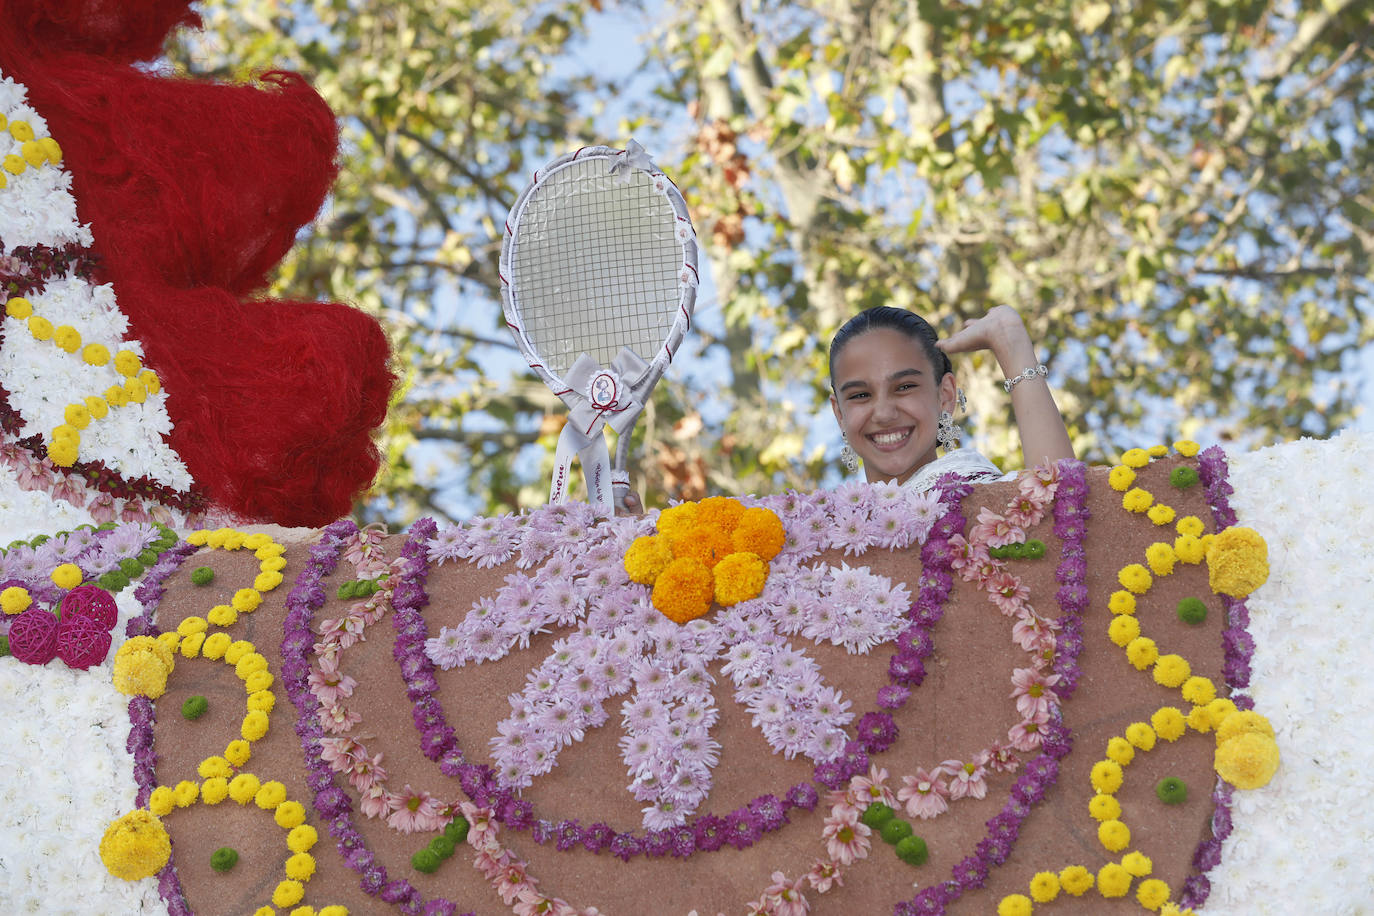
500, 141, 699, 512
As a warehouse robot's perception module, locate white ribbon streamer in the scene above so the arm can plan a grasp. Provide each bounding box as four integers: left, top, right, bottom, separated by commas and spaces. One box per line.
549, 348, 651, 512
608, 139, 657, 180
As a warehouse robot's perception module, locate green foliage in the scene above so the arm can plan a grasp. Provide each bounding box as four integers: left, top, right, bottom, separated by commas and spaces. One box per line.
176, 0, 1374, 519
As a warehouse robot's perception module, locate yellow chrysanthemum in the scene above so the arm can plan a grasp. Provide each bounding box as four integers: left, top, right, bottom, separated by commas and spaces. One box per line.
1181, 676, 1216, 706
1146, 503, 1176, 526
996, 895, 1032, 916
1137, 878, 1172, 910
248, 690, 276, 713
1029, 871, 1061, 903
83, 343, 111, 366
1206, 526, 1269, 598
1121, 448, 1150, 468
5, 296, 32, 319
1173, 439, 1200, 457
232, 588, 263, 613
272, 880, 305, 908
62, 402, 91, 429
285, 852, 317, 881
242, 709, 270, 742
201, 777, 230, 805
1152, 655, 1191, 688
1090, 759, 1124, 794
198, 756, 233, 780
1151, 706, 1188, 741
1108, 614, 1141, 647
1089, 793, 1122, 821
1121, 851, 1153, 877
99, 809, 171, 881
1214, 709, 1274, 744
202, 631, 233, 659
1145, 542, 1177, 576
1146, 444, 1169, 457
1105, 736, 1135, 766
225, 739, 251, 767
207, 604, 238, 627
147, 786, 175, 817
1108, 590, 1136, 616
27, 314, 53, 340
1108, 465, 1136, 491
49, 563, 81, 589
1118, 564, 1152, 595
47, 437, 79, 467
1126, 637, 1158, 670
245, 670, 274, 693
278, 803, 309, 831
1173, 533, 1206, 564
53, 325, 81, 353
1176, 515, 1205, 537
1, 585, 32, 614
228, 773, 262, 805
1098, 818, 1131, 852
1122, 487, 1154, 513
1097, 862, 1132, 898
1125, 722, 1157, 751
173, 780, 200, 807
1059, 865, 1094, 896
178, 632, 205, 658
287, 824, 318, 853
1215, 731, 1281, 789
255, 780, 288, 809
114, 349, 143, 377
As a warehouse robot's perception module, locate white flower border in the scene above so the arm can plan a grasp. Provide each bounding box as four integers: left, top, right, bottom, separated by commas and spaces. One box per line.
0, 71, 192, 492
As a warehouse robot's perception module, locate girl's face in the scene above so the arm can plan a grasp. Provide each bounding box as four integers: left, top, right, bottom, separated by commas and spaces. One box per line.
829, 328, 957, 485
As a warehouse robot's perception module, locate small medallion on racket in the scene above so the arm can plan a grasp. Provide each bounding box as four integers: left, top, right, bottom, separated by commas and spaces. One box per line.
590, 372, 619, 410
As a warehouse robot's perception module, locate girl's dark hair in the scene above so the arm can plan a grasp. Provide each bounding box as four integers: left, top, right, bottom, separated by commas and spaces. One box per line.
828, 306, 952, 386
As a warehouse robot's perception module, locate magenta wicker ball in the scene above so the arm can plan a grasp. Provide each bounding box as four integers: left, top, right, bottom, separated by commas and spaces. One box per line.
8, 607, 59, 664
60, 585, 118, 631
55, 614, 113, 670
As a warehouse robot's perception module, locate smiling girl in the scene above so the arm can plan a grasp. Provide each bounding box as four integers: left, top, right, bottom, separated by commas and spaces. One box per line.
828, 305, 1073, 489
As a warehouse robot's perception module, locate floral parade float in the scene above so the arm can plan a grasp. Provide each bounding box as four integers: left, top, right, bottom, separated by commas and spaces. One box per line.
0, 3, 1370, 915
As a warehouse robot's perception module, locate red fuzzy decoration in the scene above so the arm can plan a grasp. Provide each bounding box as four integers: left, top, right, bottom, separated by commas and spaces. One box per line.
0, 6, 397, 526
8, 608, 59, 665
60, 585, 118, 631
56, 613, 113, 670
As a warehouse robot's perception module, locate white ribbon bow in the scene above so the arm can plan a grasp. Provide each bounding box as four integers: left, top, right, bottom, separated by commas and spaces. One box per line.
550, 348, 651, 512
608, 139, 657, 181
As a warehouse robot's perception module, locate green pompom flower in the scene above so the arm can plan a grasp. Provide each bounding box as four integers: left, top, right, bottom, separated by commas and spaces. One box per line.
428, 834, 457, 859
210, 847, 238, 872
879, 818, 913, 845
1176, 597, 1208, 624
1024, 539, 1046, 559
444, 816, 469, 844
1170, 466, 1200, 489
1155, 776, 1188, 804
190, 567, 215, 586
895, 834, 929, 865
182, 695, 209, 721
411, 848, 442, 874
860, 802, 894, 829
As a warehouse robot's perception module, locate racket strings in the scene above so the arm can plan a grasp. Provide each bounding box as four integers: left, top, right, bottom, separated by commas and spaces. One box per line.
510, 159, 683, 378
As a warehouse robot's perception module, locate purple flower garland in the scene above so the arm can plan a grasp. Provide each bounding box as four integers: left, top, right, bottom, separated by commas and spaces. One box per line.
280, 518, 473, 916
1179, 445, 1254, 909
123, 539, 199, 916
896, 461, 1087, 916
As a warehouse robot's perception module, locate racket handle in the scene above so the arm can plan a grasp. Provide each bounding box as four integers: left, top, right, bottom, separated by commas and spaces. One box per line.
611, 469, 633, 513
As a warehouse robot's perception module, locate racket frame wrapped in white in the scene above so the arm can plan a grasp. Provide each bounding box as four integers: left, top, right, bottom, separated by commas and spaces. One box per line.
499, 142, 699, 512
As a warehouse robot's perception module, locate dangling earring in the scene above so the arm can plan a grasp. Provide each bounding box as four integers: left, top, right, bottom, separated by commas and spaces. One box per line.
840, 434, 859, 473
937, 411, 961, 451
956, 388, 967, 414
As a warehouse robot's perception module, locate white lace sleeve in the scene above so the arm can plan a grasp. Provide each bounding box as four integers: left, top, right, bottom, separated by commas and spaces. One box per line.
900, 448, 1011, 493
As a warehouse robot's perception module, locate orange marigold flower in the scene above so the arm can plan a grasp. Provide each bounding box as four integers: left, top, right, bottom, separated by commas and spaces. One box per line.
669, 523, 734, 569
731, 506, 785, 560
693, 495, 746, 530
655, 501, 699, 538
624, 535, 674, 585
651, 557, 714, 624
713, 551, 768, 606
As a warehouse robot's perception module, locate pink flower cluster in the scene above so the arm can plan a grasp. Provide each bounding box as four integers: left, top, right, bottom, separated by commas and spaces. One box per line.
950, 465, 1064, 752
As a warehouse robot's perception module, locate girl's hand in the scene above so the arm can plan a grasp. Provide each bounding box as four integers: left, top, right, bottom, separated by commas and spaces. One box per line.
935, 305, 1029, 361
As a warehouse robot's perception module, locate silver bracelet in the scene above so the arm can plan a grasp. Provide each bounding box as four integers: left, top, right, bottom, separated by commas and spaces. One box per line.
1003, 363, 1048, 393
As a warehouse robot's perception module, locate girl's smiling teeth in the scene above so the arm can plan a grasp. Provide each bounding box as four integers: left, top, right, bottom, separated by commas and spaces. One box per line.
869, 428, 913, 448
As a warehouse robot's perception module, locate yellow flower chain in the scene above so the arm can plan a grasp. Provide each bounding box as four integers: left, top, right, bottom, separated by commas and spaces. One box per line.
4, 293, 164, 468
103, 530, 349, 914
999, 440, 1275, 914
0, 112, 62, 190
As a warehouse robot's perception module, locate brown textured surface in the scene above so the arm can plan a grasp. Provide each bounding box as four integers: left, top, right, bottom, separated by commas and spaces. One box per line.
149, 459, 1226, 914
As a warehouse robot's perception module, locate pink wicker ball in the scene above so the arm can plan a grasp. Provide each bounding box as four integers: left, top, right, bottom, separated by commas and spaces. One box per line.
56, 614, 113, 670
8, 607, 59, 665
60, 585, 119, 631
